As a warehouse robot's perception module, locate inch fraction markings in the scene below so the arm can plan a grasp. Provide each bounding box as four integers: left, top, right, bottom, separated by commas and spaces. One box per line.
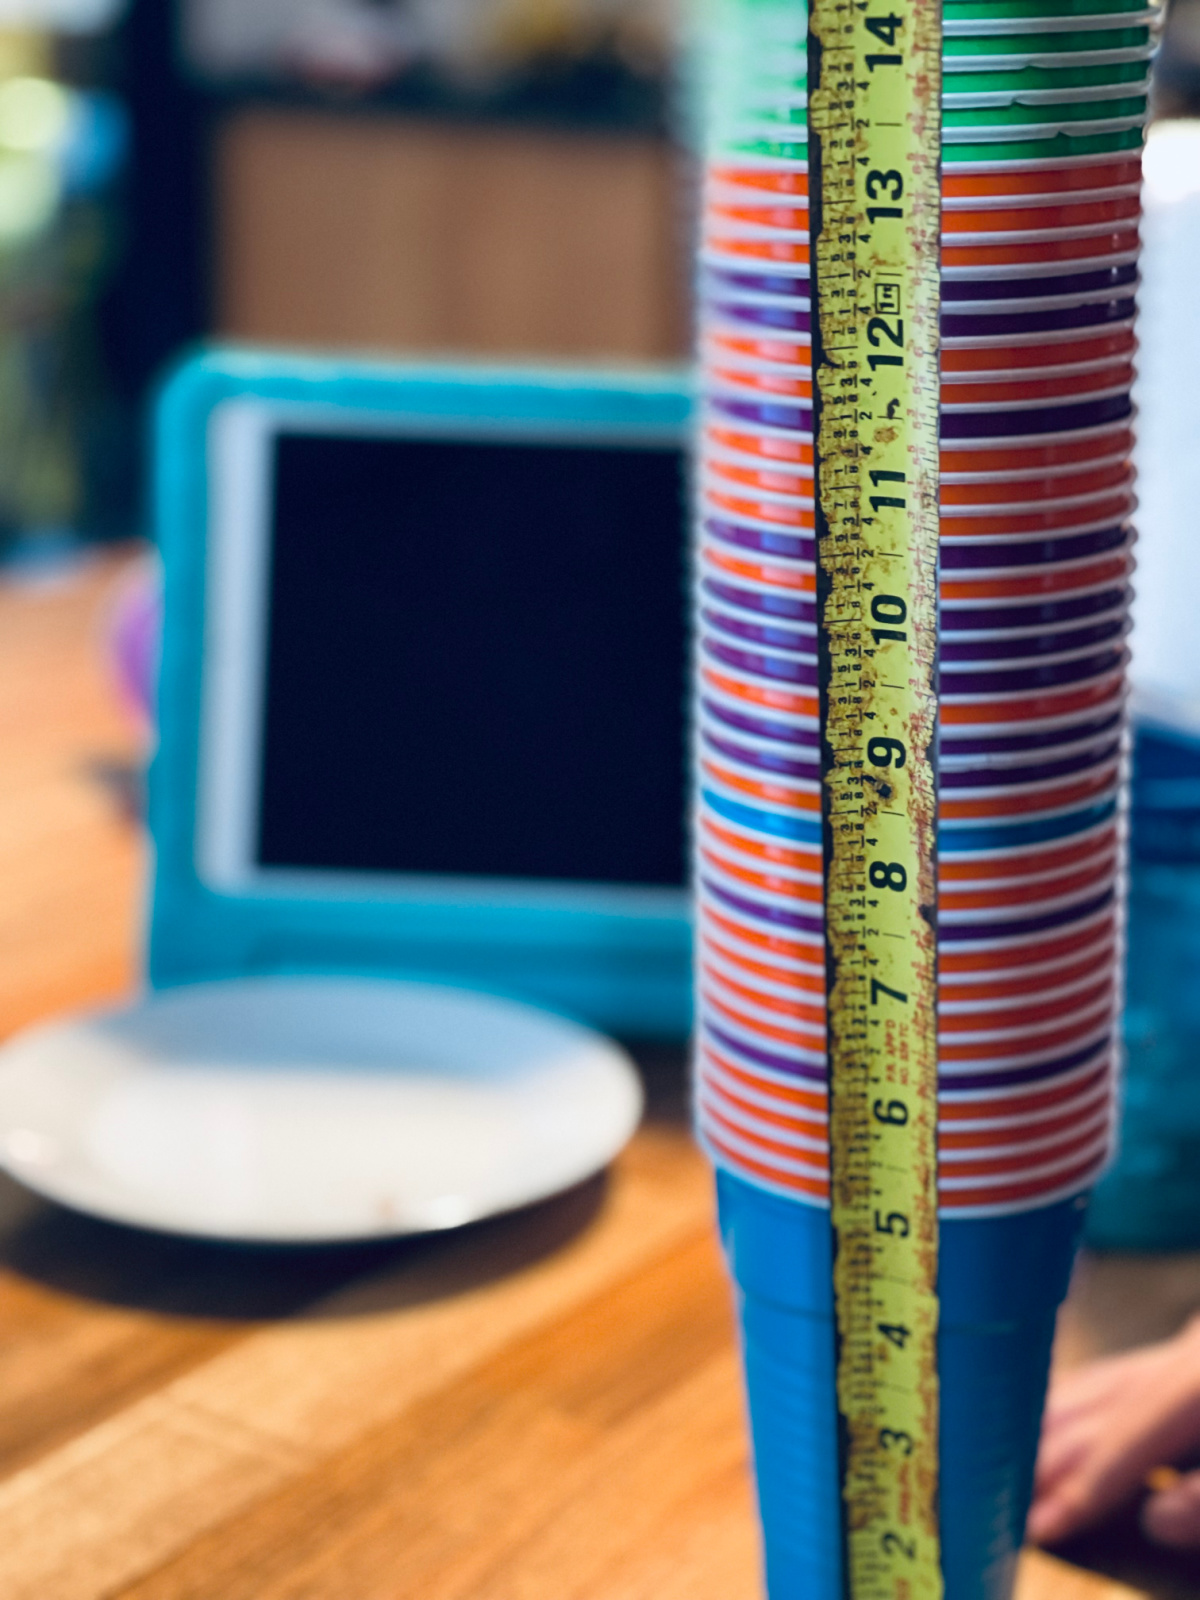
807, 0, 943, 1595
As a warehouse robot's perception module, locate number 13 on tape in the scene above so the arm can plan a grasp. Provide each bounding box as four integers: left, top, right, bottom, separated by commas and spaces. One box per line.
807, 0, 942, 1593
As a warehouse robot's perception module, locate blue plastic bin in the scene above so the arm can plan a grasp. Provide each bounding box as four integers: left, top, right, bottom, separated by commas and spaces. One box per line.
1088, 719, 1200, 1248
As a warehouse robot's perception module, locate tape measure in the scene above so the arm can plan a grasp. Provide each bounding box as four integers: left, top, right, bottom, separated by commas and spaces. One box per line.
807, 0, 943, 1595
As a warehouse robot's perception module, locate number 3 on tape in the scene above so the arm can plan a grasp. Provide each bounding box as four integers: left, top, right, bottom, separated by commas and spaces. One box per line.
807, 0, 942, 1594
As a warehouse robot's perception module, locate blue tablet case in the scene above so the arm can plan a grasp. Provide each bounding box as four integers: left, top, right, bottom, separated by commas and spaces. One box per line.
148, 348, 693, 1036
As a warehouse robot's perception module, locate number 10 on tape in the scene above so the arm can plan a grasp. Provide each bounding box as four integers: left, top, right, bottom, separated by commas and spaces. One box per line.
807, 0, 942, 1593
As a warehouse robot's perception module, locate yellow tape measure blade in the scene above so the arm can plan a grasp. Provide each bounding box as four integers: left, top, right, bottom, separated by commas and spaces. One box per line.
808, 0, 942, 1594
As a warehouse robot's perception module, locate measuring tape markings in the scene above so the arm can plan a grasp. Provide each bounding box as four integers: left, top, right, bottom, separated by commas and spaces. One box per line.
807, 0, 943, 1595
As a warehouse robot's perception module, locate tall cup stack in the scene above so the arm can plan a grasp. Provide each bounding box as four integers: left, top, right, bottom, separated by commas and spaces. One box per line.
691, 0, 1152, 1594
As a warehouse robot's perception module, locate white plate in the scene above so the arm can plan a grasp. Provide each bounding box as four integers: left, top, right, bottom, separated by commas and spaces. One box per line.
0, 977, 644, 1242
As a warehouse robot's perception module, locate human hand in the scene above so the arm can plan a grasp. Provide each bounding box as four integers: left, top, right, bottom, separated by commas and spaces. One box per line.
1028, 1314, 1200, 1550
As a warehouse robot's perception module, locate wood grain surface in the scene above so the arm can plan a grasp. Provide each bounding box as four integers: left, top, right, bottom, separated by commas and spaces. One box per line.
0, 551, 1195, 1600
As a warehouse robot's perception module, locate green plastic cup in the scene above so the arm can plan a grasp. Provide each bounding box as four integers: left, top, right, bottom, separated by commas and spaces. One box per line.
723, 43, 1152, 88
947, 82, 1149, 108
942, 124, 1144, 159
944, 92, 1147, 126
717, 135, 810, 160
713, 131, 1147, 165
943, 0, 1157, 16
945, 27, 1151, 52
713, 110, 1146, 160
722, 104, 809, 130
943, 59, 1152, 92
945, 14, 1155, 37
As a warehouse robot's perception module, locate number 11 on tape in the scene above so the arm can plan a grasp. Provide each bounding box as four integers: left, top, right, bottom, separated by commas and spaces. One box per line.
807, 0, 942, 1593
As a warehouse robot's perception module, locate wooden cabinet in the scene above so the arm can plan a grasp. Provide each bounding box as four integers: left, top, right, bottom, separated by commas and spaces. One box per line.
213, 110, 690, 361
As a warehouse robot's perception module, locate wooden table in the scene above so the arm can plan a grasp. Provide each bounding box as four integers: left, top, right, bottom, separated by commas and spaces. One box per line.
0, 551, 1196, 1600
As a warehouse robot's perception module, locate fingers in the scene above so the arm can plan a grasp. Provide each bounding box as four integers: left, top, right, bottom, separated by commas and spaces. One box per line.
1033, 1419, 1092, 1500
1142, 1468, 1200, 1549
1027, 1481, 1091, 1546
1034, 1347, 1172, 1504
1029, 1341, 1200, 1546
1042, 1344, 1172, 1428
1032, 1418, 1195, 1546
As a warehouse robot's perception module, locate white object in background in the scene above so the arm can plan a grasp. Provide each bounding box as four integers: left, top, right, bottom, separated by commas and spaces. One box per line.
0, 0, 125, 30
0, 978, 644, 1241
1131, 119, 1200, 735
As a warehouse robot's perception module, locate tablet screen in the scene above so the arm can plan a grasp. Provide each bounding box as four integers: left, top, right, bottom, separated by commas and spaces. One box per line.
255, 431, 688, 888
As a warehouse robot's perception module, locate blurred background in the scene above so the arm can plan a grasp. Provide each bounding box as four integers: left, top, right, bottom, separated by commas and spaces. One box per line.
2, 0, 1200, 561
0, 0, 696, 567
3, 0, 1200, 562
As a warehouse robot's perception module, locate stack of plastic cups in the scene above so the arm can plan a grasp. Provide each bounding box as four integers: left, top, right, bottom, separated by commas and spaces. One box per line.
692, 0, 1150, 1594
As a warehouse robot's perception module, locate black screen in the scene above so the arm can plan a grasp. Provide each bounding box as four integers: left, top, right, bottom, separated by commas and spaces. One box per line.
257, 431, 688, 886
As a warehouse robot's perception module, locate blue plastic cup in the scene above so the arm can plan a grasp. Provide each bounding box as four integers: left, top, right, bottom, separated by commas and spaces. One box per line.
1087, 718, 1200, 1248
717, 1170, 1088, 1600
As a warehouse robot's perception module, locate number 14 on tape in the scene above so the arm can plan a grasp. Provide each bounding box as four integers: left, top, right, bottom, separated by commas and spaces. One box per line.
807, 0, 942, 1594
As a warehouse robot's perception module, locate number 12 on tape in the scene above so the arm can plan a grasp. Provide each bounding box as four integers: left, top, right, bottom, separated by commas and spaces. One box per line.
807, 0, 942, 1594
